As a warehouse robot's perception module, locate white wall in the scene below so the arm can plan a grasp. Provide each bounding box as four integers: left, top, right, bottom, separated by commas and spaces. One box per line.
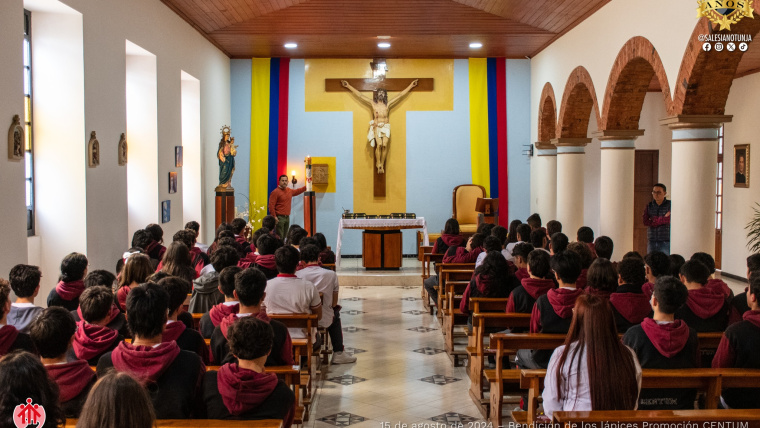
583, 113, 601, 235
181, 72, 202, 228
637, 92, 672, 188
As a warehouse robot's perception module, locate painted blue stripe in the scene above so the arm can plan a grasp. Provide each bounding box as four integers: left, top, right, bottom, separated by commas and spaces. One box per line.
267, 58, 281, 196
486, 58, 499, 198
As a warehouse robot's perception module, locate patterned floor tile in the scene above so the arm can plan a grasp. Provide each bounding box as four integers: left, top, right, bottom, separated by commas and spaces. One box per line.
344, 310, 366, 315
342, 326, 369, 333
326, 375, 368, 385
402, 310, 427, 315
420, 375, 461, 385
412, 347, 446, 355
345, 286, 367, 290
400, 297, 423, 301
407, 326, 438, 332
343, 347, 367, 355
430, 412, 479, 424
317, 412, 367, 426
342, 297, 366, 301
397, 286, 417, 289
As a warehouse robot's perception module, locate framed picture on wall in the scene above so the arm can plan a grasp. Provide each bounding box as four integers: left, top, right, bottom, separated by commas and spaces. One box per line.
734, 144, 750, 188
161, 200, 170, 223
169, 171, 178, 194
175, 146, 183, 167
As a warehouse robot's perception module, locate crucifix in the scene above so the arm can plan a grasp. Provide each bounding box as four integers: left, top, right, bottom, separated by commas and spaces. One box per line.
325, 66, 433, 197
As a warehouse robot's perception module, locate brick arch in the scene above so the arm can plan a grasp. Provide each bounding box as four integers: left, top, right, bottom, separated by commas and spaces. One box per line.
538, 82, 557, 142
601, 36, 674, 130
674, 17, 760, 116
557, 66, 601, 139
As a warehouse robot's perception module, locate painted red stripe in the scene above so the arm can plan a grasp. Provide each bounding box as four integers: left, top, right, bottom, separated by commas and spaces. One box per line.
495, 58, 509, 225
277, 58, 290, 177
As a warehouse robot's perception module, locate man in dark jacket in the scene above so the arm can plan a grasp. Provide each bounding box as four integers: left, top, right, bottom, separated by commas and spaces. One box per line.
643, 183, 671, 255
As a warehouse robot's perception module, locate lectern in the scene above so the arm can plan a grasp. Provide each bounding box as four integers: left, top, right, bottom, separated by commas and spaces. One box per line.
475, 197, 499, 225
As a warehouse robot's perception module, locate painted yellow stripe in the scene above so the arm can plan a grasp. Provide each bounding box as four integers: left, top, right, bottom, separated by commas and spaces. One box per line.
250, 58, 271, 225
469, 58, 490, 197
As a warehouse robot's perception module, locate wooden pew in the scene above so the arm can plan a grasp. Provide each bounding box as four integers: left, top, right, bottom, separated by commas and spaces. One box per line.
65, 420, 283, 428
322, 263, 336, 271
442, 279, 471, 363
420, 248, 443, 313
436, 263, 475, 322
552, 409, 760, 426
485, 332, 725, 425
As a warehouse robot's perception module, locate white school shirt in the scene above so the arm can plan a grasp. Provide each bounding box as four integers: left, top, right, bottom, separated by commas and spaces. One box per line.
296, 265, 339, 328
264, 275, 322, 339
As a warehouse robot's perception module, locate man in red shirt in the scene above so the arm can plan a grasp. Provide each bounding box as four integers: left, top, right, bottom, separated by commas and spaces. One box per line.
269, 175, 306, 239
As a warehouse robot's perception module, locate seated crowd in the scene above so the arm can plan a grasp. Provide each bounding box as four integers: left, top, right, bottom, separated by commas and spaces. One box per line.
0, 218, 348, 428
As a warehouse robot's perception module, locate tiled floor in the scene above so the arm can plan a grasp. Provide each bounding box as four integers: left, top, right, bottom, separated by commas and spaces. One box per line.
337, 258, 423, 287
306, 283, 485, 427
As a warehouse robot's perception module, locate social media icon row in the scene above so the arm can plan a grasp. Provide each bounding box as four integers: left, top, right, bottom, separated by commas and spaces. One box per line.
703, 42, 749, 52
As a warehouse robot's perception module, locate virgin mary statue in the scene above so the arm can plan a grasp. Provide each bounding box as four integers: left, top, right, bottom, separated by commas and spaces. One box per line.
216, 125, 236, 191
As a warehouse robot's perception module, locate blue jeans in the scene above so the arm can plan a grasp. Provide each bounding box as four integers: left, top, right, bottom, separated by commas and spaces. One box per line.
648, 240, 670, 255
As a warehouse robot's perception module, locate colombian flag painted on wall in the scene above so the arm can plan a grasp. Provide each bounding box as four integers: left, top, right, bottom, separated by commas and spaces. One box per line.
250, 58, 290, 224
469, 58, 508, 225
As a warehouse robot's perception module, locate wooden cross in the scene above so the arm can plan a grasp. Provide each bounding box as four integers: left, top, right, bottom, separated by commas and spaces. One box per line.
325, 77, 434, 197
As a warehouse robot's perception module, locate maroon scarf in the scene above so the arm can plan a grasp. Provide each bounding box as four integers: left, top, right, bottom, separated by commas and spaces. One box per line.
73, 321, 120, 361
217, 363, 278, 415
46, 360, 96, 402
110, 341, 181, 385
210, 303, 240, 327
0, 325, 19, 355
162, 321, 187, 343
255, 254, 277, 270
55, 280, 85, 301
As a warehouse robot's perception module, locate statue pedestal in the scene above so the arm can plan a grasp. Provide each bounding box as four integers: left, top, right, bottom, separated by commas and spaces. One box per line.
303, 191, 317, 237
215, 189, 235, 229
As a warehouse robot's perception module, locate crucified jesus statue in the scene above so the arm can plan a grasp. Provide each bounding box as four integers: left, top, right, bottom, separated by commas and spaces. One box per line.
341, 79, 418, 174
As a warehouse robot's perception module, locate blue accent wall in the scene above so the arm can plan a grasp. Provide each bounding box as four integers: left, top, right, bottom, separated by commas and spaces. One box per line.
230, 59, 251, 203
506, 59, 532, 223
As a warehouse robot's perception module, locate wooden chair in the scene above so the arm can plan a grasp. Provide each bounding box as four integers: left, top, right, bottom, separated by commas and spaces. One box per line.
453, 184, 486, 234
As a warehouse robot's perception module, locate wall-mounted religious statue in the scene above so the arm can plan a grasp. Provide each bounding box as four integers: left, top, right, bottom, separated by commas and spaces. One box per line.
88, 131, 100, 167
118, 133, 127, 166
341, 79, 418, 174
8, 115, 23, 161
216, 125, 237, 191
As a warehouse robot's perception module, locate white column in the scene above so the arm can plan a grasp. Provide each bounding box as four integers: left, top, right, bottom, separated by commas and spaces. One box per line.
531, 142, 557, 221
599, 139, 636, 258
554, 138, 590, 236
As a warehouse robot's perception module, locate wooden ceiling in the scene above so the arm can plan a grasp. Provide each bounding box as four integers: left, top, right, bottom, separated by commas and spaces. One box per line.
161, 0, 611, 58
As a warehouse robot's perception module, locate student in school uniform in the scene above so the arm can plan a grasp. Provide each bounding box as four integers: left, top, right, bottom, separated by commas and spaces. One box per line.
505, 224, 531, 262
71, 286, 125, 366
29, 307, 96, 417
675, 260, 731, 333
254, 234, 282, 280
443, 233, 485, 264
712, 274, 760, 409
729, 254, 760, 324
691, 252, 732, 299
475, 236, 509, 268
423, 219, 466, 304
550, 232, 569, 255
6, 264, 44, 334
231, 218, 253, 255
460, 251, 521, 323
530, 229, 549, 255
566, 242, 594, 289
0, 351, 65, 427
584, 258, 618, 300
76, 372, 156, 428
609, 257, 653, 333
576, 226, 597, 260
189, 245, 240, 315
623, 276, 699, 410
47, 252, 89, 311
157, 276, 209, 364
314, 232, 336, 265
70, 270, 130, 338
204, 316, 295, 426
510, 242, 534, 282
0, 279, 36, 357
642, 251, 671, 299
516, 251, 584, 369
506, 249, 555, 315
593, 236, 614, 262
97, 283, 205, 419
210, 268, 294, 366
200, 266, 242, 338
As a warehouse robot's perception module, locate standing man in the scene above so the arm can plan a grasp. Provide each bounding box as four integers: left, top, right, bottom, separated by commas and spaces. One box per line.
269, 175, 306, 240
643, 183, 671, 255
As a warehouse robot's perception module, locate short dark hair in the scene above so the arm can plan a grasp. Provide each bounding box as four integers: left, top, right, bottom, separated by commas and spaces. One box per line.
567, 242, 594, 270
228, 316, 273, 361
623, 251, 644, 261
275, 246, 300, 274
185, 221, 200, 233
131, 229, 153, 250
507, 220, 522, 244
29, 307, 76, 359
256, 233, 281, 256
251, 228, 270, 250
477, 222, 496, 236
0, 280, 9, 318
443, 218, 460, 235
79, 286, 115, 323
644, 251, 671, 278
527, 249, 551, 278
218, 231, 235, 241
617, 257, 647, 288
484, 236, 504, 253
218, 266, 242, 298
546, 220, 562, 236
0, 351, 65, 428
749, 274, 760, 299
279, 174, 288, 181
8, 264, 41, 298
587, 258, 618, 293
157, 276, 192, 314
491, 225, 508, 245
679, 260, 710, 285
300, 244, 321, 263
84, 270, 117, 289
172, 229, 196, 249
550, 251, 582, 284
516, 224, 532, 242
262, 215, 277, 231
145, 223, 164, 242
654, 183, 667, 193
577, 226, 594, 243
594, 236, 613, 260
527, 213, 542, 229
470, 233, 486, 249
511, 242, 534, 262
690, 252, 716, 274
290, 228, 309, 246
669, 254, 686, 277
234, 268, 267, 307
125, 283, 169, 338
211, 245, 240, 272
530, 229, 546, 249
653, 276, 688, 314
300, 237, 318, 248
747, 253, 760, 275
475, 251, 510, 280
314, 233, 328, 251
550, 232, 569, 254
231, 218, 247, 234
60, 252, 88, 282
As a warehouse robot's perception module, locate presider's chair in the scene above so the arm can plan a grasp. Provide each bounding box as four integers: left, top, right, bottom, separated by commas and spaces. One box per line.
452, 184, 486, 234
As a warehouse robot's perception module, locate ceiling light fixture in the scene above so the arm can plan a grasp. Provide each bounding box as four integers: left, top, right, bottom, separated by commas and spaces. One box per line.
469, 42, 483, 48
284, 43, 297, 48
378, 42, 391, 48
377, 35, 391, 39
